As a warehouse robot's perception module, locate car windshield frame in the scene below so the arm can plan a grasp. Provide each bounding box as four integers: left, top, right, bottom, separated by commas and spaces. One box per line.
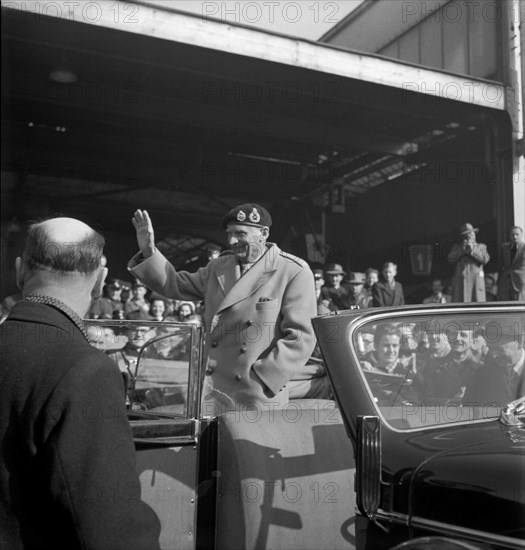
85, 319, 205, 421
342, 304, 525, 433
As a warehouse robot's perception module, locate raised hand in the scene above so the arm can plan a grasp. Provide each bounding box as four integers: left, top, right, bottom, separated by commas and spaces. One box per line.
132, 210, 155, 258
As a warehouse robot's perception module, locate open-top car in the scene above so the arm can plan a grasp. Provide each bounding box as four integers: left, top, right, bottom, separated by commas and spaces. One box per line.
85, 301, 525, 550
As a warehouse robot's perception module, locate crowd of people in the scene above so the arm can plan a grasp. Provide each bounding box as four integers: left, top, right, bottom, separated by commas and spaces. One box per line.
312, 222, 525, 314
85, 276, 204, 326
354, 317, 524, 413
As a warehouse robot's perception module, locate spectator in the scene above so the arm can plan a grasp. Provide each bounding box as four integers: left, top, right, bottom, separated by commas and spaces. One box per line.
321, 263, 351, 310
129, 204, 317, 414
0, 217, 160, 550
422, 326, 481, 404
312, 268, 334, 314
497, 226, 525, 301
484, 274, 498, 301
356, 327, 375, 362
176, 301, 196, 322
120, 280, 132, 307
363, 268, 379, 308
361, 324, 417, 405
125, 279, 150, 317
422, 278, 448, 304
88, 277, 124, 319
346, 272, 368, 308
447, 223, 490, 302
465, 327, 524, 411
372, 262, 405, 307
415, 323, 451, 385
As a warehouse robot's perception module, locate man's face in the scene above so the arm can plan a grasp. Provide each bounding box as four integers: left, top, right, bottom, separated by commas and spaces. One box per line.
349, 282, 364, 296
366, 271, 378, 287
328, 273, 343, 288
377, 334, 400, 365
427, 330, 447, 351
432, 280, 443, 294
128, 326, 155, 349
226, 224, 266, 263
448, 329, 473, 353
108, 287, 121, 301
314, 275, 324, 290
510, 228, 523, 244
382, 266, 396, 283
471, 334, 488, 356
463, 231, 477, 244
490, 340, 522, 369
133, 286, 146, 300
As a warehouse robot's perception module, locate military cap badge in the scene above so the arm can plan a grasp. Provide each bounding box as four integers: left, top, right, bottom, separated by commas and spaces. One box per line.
236, 210, 246, 222
249, 208, 261, 223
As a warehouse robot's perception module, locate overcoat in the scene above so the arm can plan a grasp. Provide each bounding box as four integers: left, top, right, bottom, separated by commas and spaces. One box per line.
447, 242, 490, 302
129, 243, 317, 413
0, 301, 160, 550
497, 241, 525, 301
372, 281, 405, 307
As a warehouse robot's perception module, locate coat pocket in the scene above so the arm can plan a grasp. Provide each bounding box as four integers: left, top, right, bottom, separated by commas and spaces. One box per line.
256, 299, 278, 310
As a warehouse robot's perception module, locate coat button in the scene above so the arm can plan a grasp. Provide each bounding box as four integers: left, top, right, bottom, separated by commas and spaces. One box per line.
211, 341, 218, 348
240, 347, 247, 354
235, 374, 242, 381
205, 367, 214, 375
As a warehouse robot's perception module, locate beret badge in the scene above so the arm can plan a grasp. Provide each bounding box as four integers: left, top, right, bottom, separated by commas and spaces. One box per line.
249, 208, 261, 223
236, 210, 247, 222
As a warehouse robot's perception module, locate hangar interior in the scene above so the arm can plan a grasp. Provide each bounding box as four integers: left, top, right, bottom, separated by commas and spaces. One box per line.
1, 3, 512, 301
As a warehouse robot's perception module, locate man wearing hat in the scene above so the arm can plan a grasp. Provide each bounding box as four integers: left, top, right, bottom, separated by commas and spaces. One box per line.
447, 223, 490, 302
346, 272, 369, 308
321, 263, 352, 311
125, 279, 150, 317
88, 277, 124, 319
128, 204, 317, 413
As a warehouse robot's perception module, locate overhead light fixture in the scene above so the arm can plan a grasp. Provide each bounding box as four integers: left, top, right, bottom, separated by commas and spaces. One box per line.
49, 56, 78, 83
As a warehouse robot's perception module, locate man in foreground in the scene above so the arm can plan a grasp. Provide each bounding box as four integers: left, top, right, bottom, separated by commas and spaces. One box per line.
129, 204, 317, 414
0, 217, 160, 550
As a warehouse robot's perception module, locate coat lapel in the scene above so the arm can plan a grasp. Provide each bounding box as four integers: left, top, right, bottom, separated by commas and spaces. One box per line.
213, 254, 238, 298
215, 244, 279, 313
513, 242, 525, 266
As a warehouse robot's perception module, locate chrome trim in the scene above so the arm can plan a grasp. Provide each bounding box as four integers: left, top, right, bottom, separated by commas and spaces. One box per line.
360, 509, 525, 550
409, 516, 525, 550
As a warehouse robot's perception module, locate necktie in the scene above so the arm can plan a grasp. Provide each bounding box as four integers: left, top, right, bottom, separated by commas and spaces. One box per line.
511, 245, 517, 262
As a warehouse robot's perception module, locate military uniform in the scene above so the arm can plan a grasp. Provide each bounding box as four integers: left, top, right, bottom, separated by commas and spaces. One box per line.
129, 243, 316, 413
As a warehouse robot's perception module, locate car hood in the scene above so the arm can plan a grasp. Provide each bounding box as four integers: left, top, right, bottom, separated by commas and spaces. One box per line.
408, 422, 525, 541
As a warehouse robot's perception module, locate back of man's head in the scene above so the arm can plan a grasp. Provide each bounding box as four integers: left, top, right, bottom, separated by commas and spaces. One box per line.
16, 218, 107, 317
24, 217, 104, 276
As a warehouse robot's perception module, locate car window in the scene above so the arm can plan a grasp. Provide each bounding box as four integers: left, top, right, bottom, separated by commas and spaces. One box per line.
351, 312, 524, 430
85, 320, 198, 419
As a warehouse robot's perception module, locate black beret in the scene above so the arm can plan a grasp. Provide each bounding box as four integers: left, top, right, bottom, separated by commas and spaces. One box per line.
221, 203, 272, 229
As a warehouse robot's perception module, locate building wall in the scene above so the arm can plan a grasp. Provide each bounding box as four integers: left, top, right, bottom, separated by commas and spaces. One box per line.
323, 0, 504, 82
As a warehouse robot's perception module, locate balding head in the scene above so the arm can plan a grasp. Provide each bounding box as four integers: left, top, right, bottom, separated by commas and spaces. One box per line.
24, 217, 104, 275
15, 217, 107, 317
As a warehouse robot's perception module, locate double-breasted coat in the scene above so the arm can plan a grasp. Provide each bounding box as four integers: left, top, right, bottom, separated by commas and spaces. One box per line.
497, 241, 525, 301
372, 281, 405, 307
447, 242, 490, 302
129, 243, 317, 413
